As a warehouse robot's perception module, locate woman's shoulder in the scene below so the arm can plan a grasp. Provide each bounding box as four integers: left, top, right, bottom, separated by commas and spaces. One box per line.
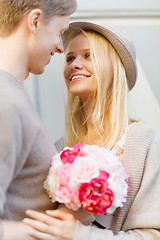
125, 120, 160, 151
128, 120, 152, 130
127, 120, 157, 137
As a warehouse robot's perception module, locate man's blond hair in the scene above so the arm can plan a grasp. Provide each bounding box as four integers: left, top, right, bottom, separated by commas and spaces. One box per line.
0, 0, 77, 37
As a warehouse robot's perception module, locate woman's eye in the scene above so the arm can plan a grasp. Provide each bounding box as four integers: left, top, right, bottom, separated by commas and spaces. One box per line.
85, 53, 91, 59
66, 56, 75, 63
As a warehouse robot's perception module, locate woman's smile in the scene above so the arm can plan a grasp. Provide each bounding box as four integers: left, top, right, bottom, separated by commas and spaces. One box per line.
70, 74, 91, 82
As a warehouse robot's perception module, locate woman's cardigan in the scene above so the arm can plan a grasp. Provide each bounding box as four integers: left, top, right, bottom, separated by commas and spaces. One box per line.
74, 121, 160, 240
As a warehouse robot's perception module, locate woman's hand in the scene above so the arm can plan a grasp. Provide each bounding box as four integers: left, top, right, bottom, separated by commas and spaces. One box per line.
58, 204, 95, 226
23, 208, 76, 240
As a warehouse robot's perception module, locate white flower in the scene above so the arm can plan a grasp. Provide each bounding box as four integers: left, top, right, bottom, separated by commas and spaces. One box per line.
107, 172, 129, 214
71, 156, 100, 186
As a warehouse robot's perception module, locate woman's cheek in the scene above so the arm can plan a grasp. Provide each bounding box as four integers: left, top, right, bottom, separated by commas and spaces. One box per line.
64, 66, 71, 87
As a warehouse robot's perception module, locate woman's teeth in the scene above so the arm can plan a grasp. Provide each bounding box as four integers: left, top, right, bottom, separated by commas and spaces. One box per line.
71, 75, 87, 81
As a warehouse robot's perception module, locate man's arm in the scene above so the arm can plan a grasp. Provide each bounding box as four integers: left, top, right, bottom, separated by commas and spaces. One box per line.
0, 104, 35, 240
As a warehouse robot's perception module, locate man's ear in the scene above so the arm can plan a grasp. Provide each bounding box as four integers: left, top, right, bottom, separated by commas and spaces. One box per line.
27, 9, 42, 34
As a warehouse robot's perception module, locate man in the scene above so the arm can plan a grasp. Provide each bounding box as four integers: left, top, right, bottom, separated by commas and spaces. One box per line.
0, 0, 77, 239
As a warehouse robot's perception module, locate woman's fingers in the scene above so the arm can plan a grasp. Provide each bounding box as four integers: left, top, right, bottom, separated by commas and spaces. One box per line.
28, 229, 56, 240
46, 209, 74, 221
26, 208, 75, 223
23, 218, 57, 236
24, 209, 76, 240
25, 210, 60, 226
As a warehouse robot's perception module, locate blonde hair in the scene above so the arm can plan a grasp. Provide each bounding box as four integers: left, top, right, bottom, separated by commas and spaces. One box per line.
0, 0, 77, 37
63, 29, 129, 149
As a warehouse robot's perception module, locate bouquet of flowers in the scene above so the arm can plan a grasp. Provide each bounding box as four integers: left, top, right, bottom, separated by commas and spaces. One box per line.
44, 144, 129, 215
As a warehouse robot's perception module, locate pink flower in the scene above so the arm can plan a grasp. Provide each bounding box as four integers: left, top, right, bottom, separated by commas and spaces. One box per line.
79, 171, 114, 214
55, 185, 75, 202
60, 144, 85, 164
55, 185, 81, 210
56, 164, 72, 185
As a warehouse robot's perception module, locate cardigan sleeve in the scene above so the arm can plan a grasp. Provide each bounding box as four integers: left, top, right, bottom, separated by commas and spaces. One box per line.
73, 130, 160, 240
74, 222, 160, 240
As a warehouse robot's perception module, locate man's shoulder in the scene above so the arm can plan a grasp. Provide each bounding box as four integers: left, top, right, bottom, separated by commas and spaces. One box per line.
0, 70, 32, 108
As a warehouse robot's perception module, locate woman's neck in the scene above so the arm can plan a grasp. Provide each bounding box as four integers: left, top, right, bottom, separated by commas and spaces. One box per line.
81, 120, 101, 145
81, 96, 100, 145
82, 95, 95, 122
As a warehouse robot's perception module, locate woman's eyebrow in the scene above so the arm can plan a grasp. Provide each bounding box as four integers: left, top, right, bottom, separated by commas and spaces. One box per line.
66, 52, 73, 56
66, 49, 90, 56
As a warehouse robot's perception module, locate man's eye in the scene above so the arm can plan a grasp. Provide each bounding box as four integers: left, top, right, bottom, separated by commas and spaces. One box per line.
59, 31, 63, 37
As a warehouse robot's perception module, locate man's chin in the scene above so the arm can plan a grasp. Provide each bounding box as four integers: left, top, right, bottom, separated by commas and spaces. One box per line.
30, 68, 45, 76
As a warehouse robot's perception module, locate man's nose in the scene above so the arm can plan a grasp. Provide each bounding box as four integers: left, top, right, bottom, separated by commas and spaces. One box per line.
56, 37, 64, 54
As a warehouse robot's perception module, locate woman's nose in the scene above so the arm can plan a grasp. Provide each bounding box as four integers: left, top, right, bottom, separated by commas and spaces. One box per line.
71, 57, 83, 69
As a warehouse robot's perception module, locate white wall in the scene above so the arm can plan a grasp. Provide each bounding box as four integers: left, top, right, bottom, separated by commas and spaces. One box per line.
128, 60, 160, 132
76, 0, 160, 10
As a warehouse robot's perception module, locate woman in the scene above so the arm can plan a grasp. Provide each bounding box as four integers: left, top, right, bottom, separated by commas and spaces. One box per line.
23, 21, 160, 239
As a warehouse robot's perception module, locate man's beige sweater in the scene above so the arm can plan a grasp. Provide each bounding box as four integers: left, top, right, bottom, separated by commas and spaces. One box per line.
0, 70, 57, 238
74, 121, 160, 239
